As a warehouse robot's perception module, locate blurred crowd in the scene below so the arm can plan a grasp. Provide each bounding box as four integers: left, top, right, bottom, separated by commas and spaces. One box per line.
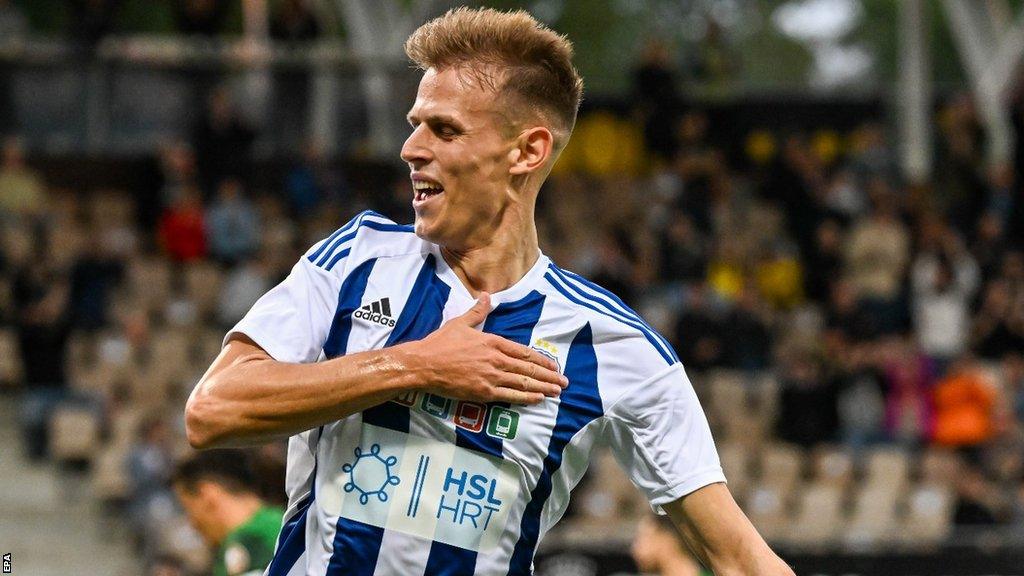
3, 32, 1024, 576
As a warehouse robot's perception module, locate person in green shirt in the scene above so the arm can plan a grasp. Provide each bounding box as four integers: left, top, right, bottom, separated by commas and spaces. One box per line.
632, 512, 713, 576
172, 449, 284, 576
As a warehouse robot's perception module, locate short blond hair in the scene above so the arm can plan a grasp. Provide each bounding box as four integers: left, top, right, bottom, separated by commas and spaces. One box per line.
405, 7, 583, 150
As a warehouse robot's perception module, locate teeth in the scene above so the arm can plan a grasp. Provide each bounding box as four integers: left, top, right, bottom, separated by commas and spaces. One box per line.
413, 181, 442, 191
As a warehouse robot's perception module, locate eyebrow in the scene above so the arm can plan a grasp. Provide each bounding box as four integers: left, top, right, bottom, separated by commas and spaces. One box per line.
406, 112, 464, 129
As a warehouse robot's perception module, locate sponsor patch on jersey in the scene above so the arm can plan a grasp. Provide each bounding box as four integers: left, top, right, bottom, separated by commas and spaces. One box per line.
320, 424, 518, 553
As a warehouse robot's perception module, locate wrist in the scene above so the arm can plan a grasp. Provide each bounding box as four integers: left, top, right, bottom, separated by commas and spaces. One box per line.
385, 342, 433, 393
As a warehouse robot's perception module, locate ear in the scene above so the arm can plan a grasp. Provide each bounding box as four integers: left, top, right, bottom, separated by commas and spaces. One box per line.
509, 126, 554, 176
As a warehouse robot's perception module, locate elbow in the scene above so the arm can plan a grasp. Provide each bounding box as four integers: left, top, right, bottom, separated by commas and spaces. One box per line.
185, 392, 224, 450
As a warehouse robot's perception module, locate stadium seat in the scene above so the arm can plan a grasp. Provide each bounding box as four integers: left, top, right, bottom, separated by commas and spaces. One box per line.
863, 447, 910, 492
759, 443, 805, 494
744, 485, 790, 543
127, 257, 172, 315
49, 405, 102, 464
810, 446, 854, 489
91, 444, 131, 504
843, 483, 902, 550
785, 482, 844, 550
718, 442, 752, 500
919, 447, 961, 487
899, 483, 954, 548
185, 262, 224, 319
0, 327, 23, 388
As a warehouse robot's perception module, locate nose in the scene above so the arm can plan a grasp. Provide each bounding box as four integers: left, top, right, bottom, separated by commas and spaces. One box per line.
400, 125, 432, 167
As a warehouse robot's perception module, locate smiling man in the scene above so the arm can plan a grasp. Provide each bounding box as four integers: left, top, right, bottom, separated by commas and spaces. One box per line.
185, 7, 793, 576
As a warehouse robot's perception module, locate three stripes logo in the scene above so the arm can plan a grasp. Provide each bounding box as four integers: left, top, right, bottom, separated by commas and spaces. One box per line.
354, 298, 397, 327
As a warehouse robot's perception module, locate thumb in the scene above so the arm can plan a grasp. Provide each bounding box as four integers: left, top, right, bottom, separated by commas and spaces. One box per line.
454, 292, 491, 326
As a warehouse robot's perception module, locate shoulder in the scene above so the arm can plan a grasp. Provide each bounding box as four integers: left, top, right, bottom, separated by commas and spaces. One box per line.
302, 210, 425, 275
539, 261, 679, 375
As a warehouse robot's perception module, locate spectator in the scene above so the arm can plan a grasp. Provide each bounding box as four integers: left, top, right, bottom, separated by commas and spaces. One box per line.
971, 279, 1024, 360
284, 140, 348, 217
127, 415, 176, 541
69, 0, 120, 49
631, 40, 682, 162
206, 179, 260, 266
911, 226, 979, 369
174, 0, 229, 37
13, 234, 72, 459
193, 87, 256, 195
216, 255, 271, 329
776, 350, 839, 447
657, 211, 707, 283
844, 185, 910, 334
68, 224, 124, 331
631, 512, 709, 576
724, 286, 772, 371
803, 219, 844, 303
158, 185, 207, 262
673, 283, 725, 372
932, 356, 999, 448
172, 450, 284, 576
0, 137, 44, 219
878, 337, 936, 445
0, 0, 27, 40
270, 0, 321, 43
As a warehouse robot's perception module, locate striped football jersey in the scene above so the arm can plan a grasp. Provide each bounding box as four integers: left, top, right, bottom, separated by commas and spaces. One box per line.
227, 211, 725, 576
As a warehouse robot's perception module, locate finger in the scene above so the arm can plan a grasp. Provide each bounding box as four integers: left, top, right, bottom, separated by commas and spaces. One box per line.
497, 372, 562, 397
494, 338, 561, 374
452, 292, 491, 326
491, 387, 544, 405
503, 357, 566, 389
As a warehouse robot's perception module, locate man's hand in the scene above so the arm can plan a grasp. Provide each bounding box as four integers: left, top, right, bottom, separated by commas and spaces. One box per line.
396, 292, 568, 405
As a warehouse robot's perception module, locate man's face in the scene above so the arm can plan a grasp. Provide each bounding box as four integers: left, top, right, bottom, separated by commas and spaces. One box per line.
401, 67, 518, 249
173, 482, 221, 545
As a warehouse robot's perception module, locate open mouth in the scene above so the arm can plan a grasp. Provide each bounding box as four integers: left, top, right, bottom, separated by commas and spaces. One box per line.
413, 180, 444, 202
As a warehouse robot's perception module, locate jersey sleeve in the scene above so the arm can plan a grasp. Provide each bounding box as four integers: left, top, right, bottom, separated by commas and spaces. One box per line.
603, 362, 725, 510
225, 212, 373, 363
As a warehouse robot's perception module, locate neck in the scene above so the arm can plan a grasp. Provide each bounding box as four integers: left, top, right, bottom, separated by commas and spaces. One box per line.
216, 495, 264, 544
440, 200, 539, 297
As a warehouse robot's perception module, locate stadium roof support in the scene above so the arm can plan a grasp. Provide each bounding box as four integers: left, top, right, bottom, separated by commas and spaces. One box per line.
898, 0, 932, 185
942, 0, 1024, 165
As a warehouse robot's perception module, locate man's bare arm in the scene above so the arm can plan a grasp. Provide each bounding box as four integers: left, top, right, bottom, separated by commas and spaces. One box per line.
185, 294, 566, 448
662, 483, 794, 576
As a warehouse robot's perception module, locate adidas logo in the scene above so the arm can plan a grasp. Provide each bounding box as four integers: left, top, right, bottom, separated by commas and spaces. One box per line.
354, 298, 396, 327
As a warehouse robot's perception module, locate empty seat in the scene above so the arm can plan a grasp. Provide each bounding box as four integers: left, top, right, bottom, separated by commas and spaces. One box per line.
899, 483, 954, 548
744, 485, 790, 543
718, 442, 752, 499
863, 447, 910, 492
49, 406, 102, 464
843, 483, 902, 549
811, 446, 854, 489
0, 327, 23, 388
92, 444, 131, 503
707, 370, 748, 419
919, 447, 961, 488
185, 262, 224, 318
786, 482, 844, 549
759, 443, 805, 493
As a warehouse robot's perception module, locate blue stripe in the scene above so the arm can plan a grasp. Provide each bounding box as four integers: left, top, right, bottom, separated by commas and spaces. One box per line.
324, 248, 351, 272
327, 254, 450, 574
266, 494, 312, 576
425, 540, 478, 576
315, 217, 415, 268
507, 323, 602, 575
544, 270, 675, 365
408, 455, 429, 517
455, 290, 546, 458
322, 258, 377, 358
325, 518, 386, 576
556, 266, 678, 362
309, 210, 381, 266
361, 254, 450, 433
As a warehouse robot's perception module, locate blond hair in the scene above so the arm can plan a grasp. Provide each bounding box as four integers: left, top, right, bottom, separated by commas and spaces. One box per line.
405, 7, 583, 150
